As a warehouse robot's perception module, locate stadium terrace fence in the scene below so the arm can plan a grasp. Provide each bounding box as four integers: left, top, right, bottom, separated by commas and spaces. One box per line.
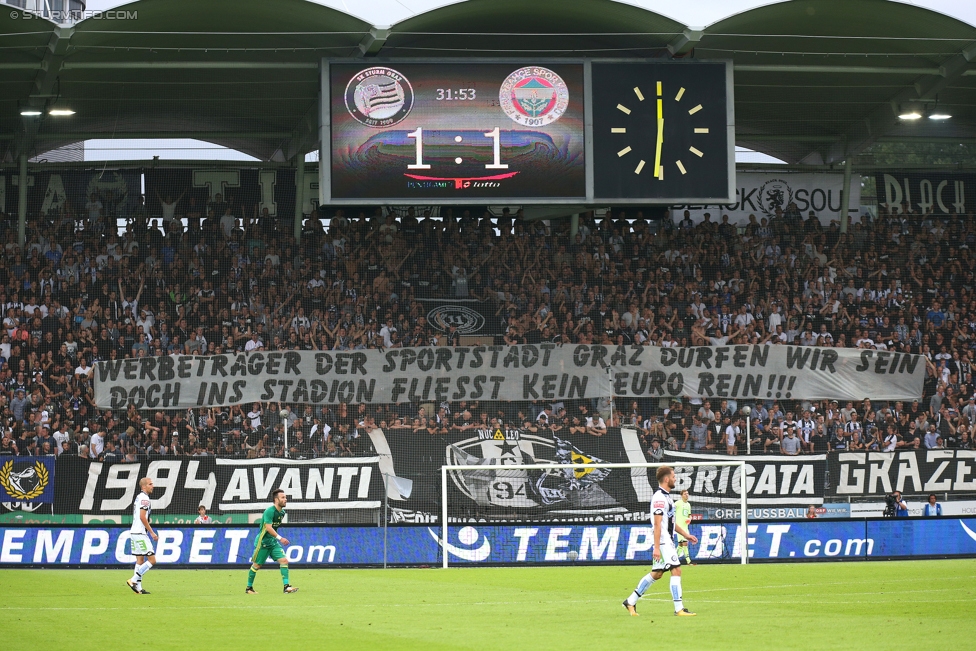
2, 518, 975, 567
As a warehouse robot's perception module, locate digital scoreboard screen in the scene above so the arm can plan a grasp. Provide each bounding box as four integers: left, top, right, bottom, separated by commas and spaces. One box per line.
328, 63, 586, 201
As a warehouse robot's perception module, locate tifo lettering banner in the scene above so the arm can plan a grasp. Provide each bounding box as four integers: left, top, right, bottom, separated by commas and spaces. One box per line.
0, 169, 141, 218
876, 171, 972, 216
0, 457, 56, 505
53, 456, 384, 516
664, 451, 827, 506
829, 450, 976, 496
3, 519, 976, 566
674, 172, 860, 225
54, 456, 217, 515
145, 168, 305, 219
214, 457, 383, 512
93, 345, 925, 410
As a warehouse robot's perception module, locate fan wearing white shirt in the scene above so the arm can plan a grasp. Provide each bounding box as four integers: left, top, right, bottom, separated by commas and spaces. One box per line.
194, 505, 214, 524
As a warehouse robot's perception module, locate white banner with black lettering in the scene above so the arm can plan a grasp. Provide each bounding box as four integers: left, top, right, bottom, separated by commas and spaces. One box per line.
829, 450, 976, 496
664, 451, 828, 506
674, 172, 860, 225
93, 344, 925, 410
215, 457, 383, 511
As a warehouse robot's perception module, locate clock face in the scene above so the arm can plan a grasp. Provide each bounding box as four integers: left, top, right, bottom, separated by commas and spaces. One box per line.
592, 62, 732, 202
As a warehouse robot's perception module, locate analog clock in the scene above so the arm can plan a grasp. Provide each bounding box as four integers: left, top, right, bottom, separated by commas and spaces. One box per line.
592, 61, 733, 203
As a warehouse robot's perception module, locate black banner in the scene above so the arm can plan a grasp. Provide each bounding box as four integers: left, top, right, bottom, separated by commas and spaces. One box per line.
47, 434, 905, 521
830, 450, 976, 496
0, 169, 141, 219
876, 171, 974, 216
418, 298, 503, 337
380, 426, 644, 523
145, 168, 298, 220
52, 455, 385, 516
54, 456, 216, 515
664, 451, 827, 506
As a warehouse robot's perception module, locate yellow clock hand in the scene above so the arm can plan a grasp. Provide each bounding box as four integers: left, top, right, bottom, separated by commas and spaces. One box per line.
653, 117, 664, 179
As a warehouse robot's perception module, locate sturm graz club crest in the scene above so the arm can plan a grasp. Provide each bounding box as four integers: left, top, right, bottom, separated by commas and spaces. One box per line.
345, 66, 414, 128
427, 304, 485, 335
447, 432, 616, 511
756, 178, 795, 218
0, 459, 50, 501
499, 66, 569, 127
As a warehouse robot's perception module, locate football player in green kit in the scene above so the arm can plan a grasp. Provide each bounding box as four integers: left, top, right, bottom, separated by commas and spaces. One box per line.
246, 488, 299, 594
675, 489, 693, 565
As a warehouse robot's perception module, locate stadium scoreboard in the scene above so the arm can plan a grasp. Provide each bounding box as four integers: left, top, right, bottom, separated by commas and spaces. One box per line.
321, 59, 734, 205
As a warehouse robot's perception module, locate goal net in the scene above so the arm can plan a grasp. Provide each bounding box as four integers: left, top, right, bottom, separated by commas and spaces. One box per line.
439, 460, 748, 567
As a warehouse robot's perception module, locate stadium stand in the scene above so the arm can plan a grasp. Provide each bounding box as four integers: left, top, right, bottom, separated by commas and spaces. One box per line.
0, 196, 970, 463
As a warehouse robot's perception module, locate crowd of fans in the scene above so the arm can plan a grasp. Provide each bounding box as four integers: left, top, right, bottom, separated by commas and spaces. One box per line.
0, 188, 973, 464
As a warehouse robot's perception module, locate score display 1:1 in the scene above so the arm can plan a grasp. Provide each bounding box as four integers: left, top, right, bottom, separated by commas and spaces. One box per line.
406, 127, 509, 169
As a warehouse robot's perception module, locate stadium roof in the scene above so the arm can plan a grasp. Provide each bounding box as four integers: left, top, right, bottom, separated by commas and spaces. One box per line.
2, 0, 975, 165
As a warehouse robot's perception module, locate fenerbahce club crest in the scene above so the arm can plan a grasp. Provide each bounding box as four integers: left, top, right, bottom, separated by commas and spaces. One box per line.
448, 432, 615, 509
499, 66, 569, 127
0, 459, 50, 501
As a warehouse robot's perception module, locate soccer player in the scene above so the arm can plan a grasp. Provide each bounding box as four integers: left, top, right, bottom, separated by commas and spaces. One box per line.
675, 489, 693, 565
246, 488, 298, 594
623, 466, 698, 617
126, 477, 158, 594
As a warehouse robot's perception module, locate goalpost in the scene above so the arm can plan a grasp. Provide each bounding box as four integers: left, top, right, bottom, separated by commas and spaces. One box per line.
440, 460, 748, 568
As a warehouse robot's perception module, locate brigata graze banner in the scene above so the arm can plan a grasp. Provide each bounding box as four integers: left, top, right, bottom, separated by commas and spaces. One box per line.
53, 456, 384, 516
3, 519, 976, 566
830, 450, 976, 496
664, 451, 827, 506
93, 344, 925, 410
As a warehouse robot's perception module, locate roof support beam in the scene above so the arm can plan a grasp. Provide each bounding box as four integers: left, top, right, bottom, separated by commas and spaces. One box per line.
62, 61, 319, 70
16, 25, 73, 160
823, 41, 976, 163
875, 136, 976, 144
270, 96, 319, 162
738, 134, 839, 142
668, 29, 702, 56
358, 27, 390, 57
35, 131, 292, 140
735, 64, 944, 75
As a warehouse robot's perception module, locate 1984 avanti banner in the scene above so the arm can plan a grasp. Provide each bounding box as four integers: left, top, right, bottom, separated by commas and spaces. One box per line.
93, 345, 925, 410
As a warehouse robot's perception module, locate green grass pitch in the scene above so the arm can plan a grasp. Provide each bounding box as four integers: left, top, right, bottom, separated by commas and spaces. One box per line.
2, 560, 973, 650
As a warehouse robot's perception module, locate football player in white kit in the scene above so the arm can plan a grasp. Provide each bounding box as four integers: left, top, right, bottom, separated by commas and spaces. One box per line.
126, 477, 158, 594
623, 466, 698, 616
